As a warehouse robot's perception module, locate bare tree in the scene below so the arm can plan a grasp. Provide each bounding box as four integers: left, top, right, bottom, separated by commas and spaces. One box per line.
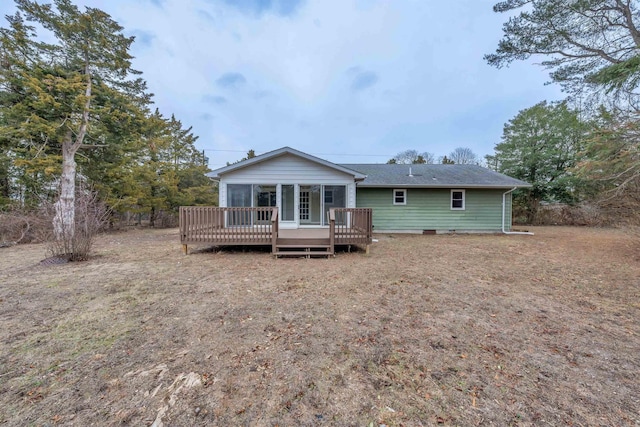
448, 147, 480, 165
388, 149, 435, 164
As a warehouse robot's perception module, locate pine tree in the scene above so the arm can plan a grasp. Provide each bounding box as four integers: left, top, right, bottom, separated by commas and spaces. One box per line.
0, 0, 149, 251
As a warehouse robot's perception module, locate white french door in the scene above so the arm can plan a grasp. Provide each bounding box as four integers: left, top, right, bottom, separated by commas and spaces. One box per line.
299, 189, 310, 221
299, 185, 322, 225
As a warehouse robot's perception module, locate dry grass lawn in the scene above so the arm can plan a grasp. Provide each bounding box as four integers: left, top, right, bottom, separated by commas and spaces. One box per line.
0, 226, 639, 426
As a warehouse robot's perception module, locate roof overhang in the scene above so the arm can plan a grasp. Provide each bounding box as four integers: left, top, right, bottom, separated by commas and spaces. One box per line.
206, 146, 367, 181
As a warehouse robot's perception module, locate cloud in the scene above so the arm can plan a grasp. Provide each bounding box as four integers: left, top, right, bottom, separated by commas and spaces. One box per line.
216, 72, 247, 89
197, 9, 215, 23
203, 94, 228, 105
220, 0, 305, 17
348, 68, 379, 92
253, 90, 273, 100
23, 0, 566, 168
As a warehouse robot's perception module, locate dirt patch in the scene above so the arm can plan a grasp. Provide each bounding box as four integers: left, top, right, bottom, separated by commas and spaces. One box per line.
1, 227, 639, 426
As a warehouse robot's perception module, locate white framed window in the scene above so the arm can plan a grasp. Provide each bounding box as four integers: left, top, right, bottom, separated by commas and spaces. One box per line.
451, 189, 465, 210
393, 189, 407, 205
324, 187, 334, 204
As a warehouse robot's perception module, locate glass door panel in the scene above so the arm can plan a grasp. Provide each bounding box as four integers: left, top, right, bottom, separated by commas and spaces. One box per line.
300, 185, 321, 225
281, 184, 295, 221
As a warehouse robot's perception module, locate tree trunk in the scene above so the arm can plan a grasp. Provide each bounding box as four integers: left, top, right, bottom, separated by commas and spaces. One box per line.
52, 57, 91, 250
150, 205, 156, 227
53, 133, 77, 244
0, 174, 9, 203
527, 196, 540, 224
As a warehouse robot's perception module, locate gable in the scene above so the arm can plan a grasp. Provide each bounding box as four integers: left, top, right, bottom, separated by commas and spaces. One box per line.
207, 146, 365, 181
221, 153, 357, 184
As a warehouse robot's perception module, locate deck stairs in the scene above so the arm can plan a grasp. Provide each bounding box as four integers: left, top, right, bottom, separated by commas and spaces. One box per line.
274, 237, 333, 258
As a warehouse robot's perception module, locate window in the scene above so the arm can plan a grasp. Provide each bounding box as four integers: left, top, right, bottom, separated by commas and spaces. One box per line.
451, 190, 465, 210
324, 188, 334, 204
393, 189, 407, 205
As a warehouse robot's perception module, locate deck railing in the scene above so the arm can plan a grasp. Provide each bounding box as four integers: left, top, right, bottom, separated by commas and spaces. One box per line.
330, 208, 373, 247
180, 206, 372, 255
179, 207, 278, 251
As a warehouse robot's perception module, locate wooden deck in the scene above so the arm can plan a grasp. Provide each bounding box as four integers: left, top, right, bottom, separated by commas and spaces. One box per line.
179, 206, 373, 257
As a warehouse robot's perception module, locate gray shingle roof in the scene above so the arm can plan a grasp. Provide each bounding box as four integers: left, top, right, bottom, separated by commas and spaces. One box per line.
339, 164, 531, 188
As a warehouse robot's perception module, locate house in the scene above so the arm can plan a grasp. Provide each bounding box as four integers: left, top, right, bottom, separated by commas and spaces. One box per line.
179, 147, 529, 256
206, 146, 529, 233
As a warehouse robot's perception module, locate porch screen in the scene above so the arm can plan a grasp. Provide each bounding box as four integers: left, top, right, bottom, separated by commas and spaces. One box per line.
324, 185, 346, 225
282, 185, 295, 221
253, 185, 276, 223
227, 184, 252, 225
227, 184, 252, 206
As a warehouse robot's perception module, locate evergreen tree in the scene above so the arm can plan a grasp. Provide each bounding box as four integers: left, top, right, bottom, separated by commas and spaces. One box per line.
486, 0, 640, 106
0, 0, 149, 247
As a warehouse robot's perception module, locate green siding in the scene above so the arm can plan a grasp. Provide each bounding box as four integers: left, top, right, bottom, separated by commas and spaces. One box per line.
356, 188, 512, 232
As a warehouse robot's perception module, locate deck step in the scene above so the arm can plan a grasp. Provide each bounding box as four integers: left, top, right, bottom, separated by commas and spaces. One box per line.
276, 244, 331, 249
276, 238, 330, 246
274, 250, 333, 258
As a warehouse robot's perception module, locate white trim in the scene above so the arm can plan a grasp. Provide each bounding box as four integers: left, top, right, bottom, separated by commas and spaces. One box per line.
502, 187, 534, 235
451, 189, 465, 210
393, 189, 407, 205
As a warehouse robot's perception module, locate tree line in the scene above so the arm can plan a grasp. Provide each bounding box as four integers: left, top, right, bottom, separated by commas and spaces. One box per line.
386, 147, 480, 165
0, 0, 216, 253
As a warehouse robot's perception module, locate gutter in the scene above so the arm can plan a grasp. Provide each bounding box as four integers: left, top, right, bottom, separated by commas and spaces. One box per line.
502, 187, 534, 235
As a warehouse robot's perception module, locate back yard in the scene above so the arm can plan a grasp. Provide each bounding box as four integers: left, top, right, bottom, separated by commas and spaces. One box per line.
0, 227, 639, 426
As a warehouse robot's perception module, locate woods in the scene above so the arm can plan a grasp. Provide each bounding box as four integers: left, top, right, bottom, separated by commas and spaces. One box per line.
0, 0, 215, 255
486, 0, 640, 225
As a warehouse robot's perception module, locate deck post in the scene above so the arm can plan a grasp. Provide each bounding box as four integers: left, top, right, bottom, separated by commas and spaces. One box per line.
329, 209, 335, 256
182, 244, 188, 255
271, 207, 279, 255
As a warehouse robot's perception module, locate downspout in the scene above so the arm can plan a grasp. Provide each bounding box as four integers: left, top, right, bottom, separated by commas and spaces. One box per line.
502, 187, 534, 235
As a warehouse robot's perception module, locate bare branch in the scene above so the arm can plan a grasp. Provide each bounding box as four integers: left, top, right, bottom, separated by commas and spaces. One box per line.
615, 0, 640, 47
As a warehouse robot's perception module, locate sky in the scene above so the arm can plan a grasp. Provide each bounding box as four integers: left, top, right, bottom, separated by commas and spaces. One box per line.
0, 0, 566, 168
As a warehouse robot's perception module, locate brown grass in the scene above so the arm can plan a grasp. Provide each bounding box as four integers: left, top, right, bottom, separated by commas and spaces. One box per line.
1, 227, 639, 426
